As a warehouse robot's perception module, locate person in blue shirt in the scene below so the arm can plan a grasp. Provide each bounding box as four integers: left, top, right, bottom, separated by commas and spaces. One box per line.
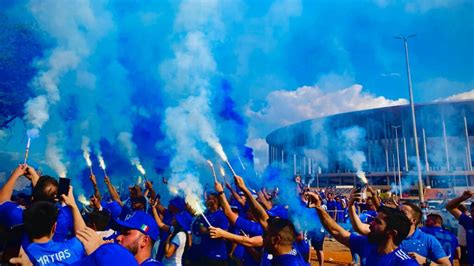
305, 191, 418, 266
115, 210, 163, 266
212, 181, 263, 266
446, 190, 474, 266
199, 192, 230, 265
263, 217, 307, 266
23, 186, 87, 266
398, 202, 450, 265
421, 213, 460, 264
349, 193, 450, 265
0, 165, 74, 243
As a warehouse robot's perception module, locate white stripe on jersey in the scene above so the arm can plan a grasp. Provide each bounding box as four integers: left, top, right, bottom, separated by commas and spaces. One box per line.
395, 250, 411, 260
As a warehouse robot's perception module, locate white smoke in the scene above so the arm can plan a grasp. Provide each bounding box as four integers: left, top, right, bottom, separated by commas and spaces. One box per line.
81, 136, 92, 167
45, 134, 68, 177
339, 126, 367, 182
24, 0, 112, 135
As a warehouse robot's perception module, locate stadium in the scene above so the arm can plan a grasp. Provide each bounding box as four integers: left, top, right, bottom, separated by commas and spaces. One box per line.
266, 100, 474, 199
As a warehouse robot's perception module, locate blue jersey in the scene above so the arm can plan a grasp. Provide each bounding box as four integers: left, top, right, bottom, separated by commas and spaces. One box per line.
235, 217, 263, 266
0, 201, 23, 228
350, 234, 418, 266
459, 213, 474, 265
0, 202, 73, 242
270, 249, 307, 266
235, 217, 263, 237
71, 243, 138, 266
399, 228, 447, 262
141, 257, 163, 266
200, 209, 229, 260
26, 237, 85, 266
420, 226, 459, 263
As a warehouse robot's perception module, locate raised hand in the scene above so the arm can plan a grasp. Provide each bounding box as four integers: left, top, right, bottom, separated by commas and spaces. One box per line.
104, 175, 111, 185
76, 227, 104, 255
304, 191, 322, 208
234, 175, 246, 191
89, 174, 97, 185
209, 226, 225, 239
11, 164, 27, 178
61, 186, 77, 208
462, 190, 473, 200
214, 181, 224, 193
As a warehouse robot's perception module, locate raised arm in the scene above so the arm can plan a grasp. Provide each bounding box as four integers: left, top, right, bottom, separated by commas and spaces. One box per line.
209, 226, 263, 247
104, 175, 122, 206
348, 190, 370, 235
144, 181, 156, 200
225, 182, 246, 207
257, 190, 272, 210
234, 175, 270, 230
215, 181, 238, 224
305, 191, 351, 248
446, 190, 473, 219
366, 185, 381, 210
150, 200, 171, 233
89, 174, 102, 202
61, 186, 87, 233
0, 164, 27, 203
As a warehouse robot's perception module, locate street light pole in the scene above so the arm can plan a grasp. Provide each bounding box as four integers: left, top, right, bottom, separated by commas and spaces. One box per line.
395, 34, 424, 203
393, 125, 402, 199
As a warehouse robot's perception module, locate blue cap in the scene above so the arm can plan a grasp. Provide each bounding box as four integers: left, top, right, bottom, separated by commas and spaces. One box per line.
267, 205, 289, 219
115, 211, 159, 241
169, 197, 186, 212
103, 201, 122, 219
71, 243, 138, 266
175, 211, 193, 232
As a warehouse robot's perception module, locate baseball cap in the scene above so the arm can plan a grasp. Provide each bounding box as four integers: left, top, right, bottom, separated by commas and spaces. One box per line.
267, 205, 289, 219
114, 211, 159, 241
102, 200, 122, 219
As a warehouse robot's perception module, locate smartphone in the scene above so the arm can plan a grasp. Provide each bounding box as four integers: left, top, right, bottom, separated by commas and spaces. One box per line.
57, 177, 70, 198
0, 224, 24, 266
354, 184, 367, 201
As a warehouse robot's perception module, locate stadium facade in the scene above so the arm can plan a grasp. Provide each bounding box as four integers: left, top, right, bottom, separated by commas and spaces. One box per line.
266, 100, 474, 195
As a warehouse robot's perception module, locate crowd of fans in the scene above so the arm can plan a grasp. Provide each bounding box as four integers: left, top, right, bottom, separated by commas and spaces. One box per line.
0, 163, 473, 266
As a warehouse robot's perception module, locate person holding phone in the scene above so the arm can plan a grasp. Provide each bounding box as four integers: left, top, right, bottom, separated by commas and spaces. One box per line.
23, 186, 87, 265
0, 165, 75, 242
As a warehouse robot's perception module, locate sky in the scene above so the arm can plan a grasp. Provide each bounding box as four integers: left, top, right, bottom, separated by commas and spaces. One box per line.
0, 0, 473, 202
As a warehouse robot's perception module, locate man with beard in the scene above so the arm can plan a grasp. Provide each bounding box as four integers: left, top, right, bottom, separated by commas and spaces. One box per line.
305, 191, 417, 266
115, 210, 163, 266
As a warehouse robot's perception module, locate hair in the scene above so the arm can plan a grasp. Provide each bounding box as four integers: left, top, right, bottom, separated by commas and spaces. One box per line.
23, 201, 58, 240
403, 201, 422, 225
87, 210, 111, 231
32, 176, 58, 203
378, 206, 411, 245
427, 213, 443, 225
266, 217, 296, 246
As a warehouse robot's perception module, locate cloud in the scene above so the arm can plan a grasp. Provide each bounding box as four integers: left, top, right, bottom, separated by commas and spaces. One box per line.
381, 72, 400, 77
439, 89, 474, 102
417, 77, 474, 101
246, 80, 408, 171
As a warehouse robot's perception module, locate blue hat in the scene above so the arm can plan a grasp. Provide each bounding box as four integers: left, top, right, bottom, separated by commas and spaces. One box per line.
103, 201, 122, 219
114, 211, 159, 241
169, 197, 186, 212
267, 205, 289, 219
175, 211, 193, 232
71, 243, 138, 266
